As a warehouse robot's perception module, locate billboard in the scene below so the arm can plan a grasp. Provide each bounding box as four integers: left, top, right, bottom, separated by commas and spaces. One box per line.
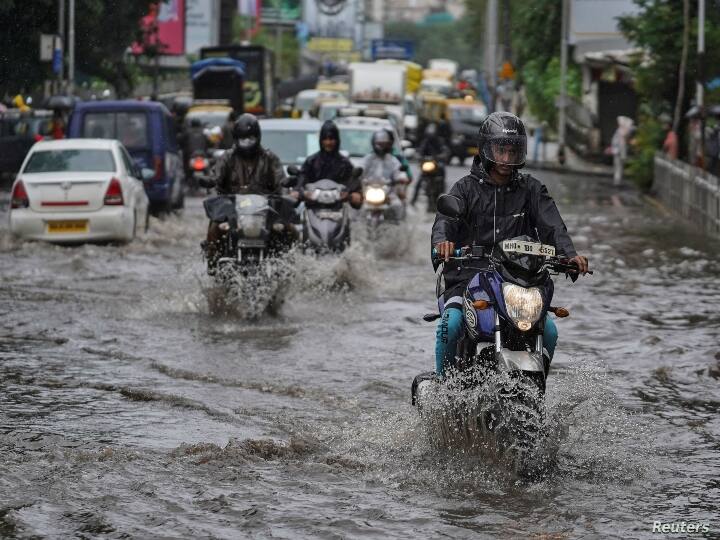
261, 0, 301, 22
133, 0, 186, 56
186, 0, 219, 54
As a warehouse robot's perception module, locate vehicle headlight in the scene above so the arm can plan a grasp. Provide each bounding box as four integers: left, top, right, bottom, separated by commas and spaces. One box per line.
365, 187, 386, 204
238, 215, 265, 237
421, 161, 436, 173
502, 283, 543, 331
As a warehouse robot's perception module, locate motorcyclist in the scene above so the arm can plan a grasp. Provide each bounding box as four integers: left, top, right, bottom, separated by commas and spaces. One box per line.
432, 112, 589, 376
297, 120, 363, 208
362, 129, 409, 220
411, 122, 449, 206
205, 113, 286, 274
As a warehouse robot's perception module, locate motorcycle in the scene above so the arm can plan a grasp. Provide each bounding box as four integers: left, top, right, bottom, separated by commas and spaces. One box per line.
188, 151, 210, 192
411, 194, 590, 476
198, 177, 297, 277
419, 156, 446, 213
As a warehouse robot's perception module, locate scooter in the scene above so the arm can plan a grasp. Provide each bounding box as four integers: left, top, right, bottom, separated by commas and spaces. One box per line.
411, 194, 590, 476
301, 179, 351, 252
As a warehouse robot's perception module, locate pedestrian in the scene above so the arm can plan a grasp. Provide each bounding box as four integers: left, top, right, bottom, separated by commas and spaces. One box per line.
611, 116, 633, 186
661, 119, 679, 160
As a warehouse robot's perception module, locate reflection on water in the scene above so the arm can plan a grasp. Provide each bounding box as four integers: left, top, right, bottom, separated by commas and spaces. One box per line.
1, 173, 719, 538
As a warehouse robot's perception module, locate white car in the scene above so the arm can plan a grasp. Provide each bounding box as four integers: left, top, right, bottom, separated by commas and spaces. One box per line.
9, 139, 150, 243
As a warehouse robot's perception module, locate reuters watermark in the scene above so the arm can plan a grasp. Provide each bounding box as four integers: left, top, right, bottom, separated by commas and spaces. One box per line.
652, 521, 710, 534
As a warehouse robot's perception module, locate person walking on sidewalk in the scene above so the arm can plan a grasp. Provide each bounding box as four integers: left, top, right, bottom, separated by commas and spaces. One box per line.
661, 119, 679, 160
611, 116, 634, 186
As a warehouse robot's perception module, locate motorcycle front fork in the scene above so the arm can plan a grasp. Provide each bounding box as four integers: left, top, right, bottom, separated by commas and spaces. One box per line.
493, 313, 544, 354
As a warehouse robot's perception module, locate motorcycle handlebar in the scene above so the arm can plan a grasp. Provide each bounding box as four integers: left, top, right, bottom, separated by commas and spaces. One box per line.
431, 247, 593, 275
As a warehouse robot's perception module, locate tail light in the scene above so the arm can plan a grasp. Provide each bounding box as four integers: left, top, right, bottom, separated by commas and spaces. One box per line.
11, 179, 29, 209
192, 156, 207, 171
103, 178, 124, 205
153, 155, 164, 180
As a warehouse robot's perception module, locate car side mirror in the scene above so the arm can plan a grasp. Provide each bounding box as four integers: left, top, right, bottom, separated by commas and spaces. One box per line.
352, 166, 363, 179
287, 164, 300, 176
437, 194, 463, 219
140, 168, 155, 181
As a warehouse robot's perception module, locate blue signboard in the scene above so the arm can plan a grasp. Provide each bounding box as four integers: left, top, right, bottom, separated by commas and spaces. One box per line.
371, 39, 414, 61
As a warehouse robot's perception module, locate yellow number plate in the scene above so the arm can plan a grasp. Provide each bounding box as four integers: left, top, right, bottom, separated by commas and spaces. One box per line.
47, 220, 89, 234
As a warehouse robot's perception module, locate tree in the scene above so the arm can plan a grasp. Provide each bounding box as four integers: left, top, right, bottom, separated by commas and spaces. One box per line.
0, 0, 155, 99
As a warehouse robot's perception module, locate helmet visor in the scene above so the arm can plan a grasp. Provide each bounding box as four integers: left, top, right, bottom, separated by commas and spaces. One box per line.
481, 137, 526, 166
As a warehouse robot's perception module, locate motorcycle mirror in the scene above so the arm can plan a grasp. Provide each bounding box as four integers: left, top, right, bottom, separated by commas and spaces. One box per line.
437, 194, 463, 219
197, 176, 216, 189
403, 148, 416, 160
281, 175, 297, 188
352, 166, 363, 179
287, 164, 300, 176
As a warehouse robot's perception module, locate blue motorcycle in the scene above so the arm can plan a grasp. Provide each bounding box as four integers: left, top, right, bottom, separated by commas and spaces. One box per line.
412, 194, 589, 475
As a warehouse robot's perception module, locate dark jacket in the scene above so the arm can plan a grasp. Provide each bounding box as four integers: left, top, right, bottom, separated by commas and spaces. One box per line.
184, 126, 207, 156
418, 134, 448, 162
299, 120, 360, 195
212, 146, 285, 196
432, 157, 577, 298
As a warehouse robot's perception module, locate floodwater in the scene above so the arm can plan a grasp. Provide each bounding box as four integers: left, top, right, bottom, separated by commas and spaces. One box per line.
1, 166, 719, 539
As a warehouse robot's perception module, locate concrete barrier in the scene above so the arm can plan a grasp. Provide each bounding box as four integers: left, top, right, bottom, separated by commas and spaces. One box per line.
654, 152, 720, 239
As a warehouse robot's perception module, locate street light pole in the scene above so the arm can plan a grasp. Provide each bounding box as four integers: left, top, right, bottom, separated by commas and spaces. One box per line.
57, 0, 65, 93
558, 0, 569, 164
697, 0, 706, 167
68, 0, 75, 96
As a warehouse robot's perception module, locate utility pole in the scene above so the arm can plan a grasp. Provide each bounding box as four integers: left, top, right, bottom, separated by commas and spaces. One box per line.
57, 0, 65, 93
68, 0, 75, 96
697, 0, 706, 167
558, 0, 569, 165
485, 0, 498, 112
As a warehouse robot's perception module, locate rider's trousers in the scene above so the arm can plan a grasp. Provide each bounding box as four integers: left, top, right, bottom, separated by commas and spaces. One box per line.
435, 307, 558, 376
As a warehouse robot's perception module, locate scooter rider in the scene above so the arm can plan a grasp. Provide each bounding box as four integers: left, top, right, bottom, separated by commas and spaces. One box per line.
432, 112, 589, 376
362, 129, 409, 219
412, 122, 450, 206
297, 120, 363, 208
205, 113, 286, 274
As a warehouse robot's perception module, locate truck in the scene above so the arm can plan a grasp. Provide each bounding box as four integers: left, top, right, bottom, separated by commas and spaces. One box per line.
200, 45, 275, 117
348, 62, 407, 137
190, 58, 245, 113
428, 58, 459, 80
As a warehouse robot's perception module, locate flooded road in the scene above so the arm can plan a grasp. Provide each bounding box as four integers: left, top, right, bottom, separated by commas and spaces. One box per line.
1, 166, 719, 539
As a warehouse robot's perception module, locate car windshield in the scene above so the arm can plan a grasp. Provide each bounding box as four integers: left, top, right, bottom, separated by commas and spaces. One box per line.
262, 129, 319, 164
185, 111, 229, 129
338, 126, 401, 158
24, 149, 116, 173
82, 112, 149, 149
449, 105, 487, 124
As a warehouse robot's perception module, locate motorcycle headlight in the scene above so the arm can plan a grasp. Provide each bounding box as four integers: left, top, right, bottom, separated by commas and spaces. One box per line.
238, 215, 265, 238
365, 187, 386, 204
502, 283, 543, 331
421, 161, 436, 173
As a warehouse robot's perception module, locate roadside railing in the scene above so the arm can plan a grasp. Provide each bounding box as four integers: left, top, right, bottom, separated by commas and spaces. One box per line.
654, 152, 720, 239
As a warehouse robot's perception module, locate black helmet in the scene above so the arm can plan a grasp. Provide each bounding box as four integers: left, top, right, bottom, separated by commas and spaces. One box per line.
319, 120, 340, 152
232, 113, 261, 157
477, 112, 526, 171
371, 129, 392, 156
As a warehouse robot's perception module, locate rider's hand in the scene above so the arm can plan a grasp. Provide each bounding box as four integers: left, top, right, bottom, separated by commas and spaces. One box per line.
350, 192, 363, 206
569, 255, 589, 275
290, 190, 300, 200
435, 241, 455, 262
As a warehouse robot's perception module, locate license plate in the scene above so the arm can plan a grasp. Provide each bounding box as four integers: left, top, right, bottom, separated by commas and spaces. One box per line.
47, 220, 89, 234
502, 240, 555, 257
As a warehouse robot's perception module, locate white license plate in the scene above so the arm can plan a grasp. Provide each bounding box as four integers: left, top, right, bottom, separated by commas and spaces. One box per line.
501, 240, 555, 257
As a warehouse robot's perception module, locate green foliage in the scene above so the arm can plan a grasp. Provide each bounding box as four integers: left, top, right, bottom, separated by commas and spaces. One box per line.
523, 56, 581, 128
626, 112, 665, 190
0, 0, 155, 99
251, 27, 300, 80
384, 18, 479, 70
